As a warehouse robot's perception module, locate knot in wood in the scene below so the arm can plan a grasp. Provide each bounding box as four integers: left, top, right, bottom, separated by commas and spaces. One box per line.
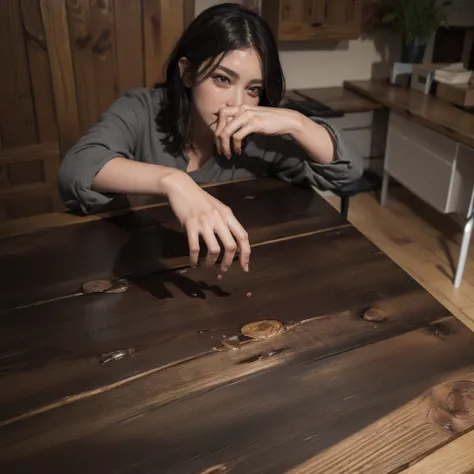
82, 279, 114, 294
426, 380, 474, 432
363, 307, 387, 322
82, 279, 129, 294
241, 320, 285, 340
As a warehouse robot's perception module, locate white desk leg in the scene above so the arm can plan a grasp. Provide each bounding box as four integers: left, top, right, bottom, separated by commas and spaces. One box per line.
454, 186, 474, 288
380, 171, 390, 207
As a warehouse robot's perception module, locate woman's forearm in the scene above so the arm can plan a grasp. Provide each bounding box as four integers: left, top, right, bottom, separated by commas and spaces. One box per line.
290, 115, 335, 165
92, 157, 184, 197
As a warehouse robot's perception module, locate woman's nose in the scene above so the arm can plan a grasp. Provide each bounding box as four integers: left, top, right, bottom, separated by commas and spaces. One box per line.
227, 88, 245, 107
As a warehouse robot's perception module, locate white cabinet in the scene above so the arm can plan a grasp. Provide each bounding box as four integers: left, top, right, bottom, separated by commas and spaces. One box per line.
384, 112, 474, 215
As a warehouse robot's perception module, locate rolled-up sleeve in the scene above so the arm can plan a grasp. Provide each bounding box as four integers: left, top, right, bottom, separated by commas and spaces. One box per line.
266, 116, 364, 191
57, 88, 147, 214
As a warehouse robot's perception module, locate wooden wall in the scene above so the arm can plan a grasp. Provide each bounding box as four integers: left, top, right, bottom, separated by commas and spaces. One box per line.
0, 0, 194, 221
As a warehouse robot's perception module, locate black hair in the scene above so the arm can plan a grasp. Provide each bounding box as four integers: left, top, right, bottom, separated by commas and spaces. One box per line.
156, 2, 285, 155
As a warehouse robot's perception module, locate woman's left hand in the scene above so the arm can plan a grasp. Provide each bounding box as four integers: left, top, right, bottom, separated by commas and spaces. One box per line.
214, 105, 303, 158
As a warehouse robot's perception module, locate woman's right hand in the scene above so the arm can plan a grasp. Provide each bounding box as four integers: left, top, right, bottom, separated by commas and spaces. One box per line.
162, 171, 251, 273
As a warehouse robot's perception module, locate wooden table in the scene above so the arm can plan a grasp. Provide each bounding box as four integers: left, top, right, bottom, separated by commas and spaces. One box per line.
1, 178, 474, 474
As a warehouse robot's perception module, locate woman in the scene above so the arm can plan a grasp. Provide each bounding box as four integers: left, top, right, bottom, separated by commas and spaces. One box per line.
58, 2, 363, 274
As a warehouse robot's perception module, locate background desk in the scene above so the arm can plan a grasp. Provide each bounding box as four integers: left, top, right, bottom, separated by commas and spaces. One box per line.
345, 80, 474, 288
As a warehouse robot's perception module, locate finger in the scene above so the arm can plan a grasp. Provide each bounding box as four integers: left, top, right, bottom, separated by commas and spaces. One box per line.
200, 224, 222, 268
185, 221, 200, 267
231, 123, 255, 154
213, 218, 238, 272
227, 215, 251, 272
215, 108, 236, 155
219, 115, 249, 159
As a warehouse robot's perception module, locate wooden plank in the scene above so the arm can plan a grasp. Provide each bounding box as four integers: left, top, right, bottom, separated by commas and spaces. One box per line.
1, 185, 63, 220
143, 0, 185, 86
183, 0, 195, 29
0, 226, 450, 427
2, 316, 474, 473
113, 0, 143, 95
344, 80, 474, 150
0, 0, 38, 148
89, 0, 117, 114
20, 0, 58, 142
66, 0, 100, 134
0, 142, 59, 165
400, 429, 474, 473
0, 179, 347, 311
41, 0, 81, 154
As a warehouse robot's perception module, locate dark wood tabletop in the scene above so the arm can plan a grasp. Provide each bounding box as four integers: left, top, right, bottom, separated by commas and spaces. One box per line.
1, 178, 474, 474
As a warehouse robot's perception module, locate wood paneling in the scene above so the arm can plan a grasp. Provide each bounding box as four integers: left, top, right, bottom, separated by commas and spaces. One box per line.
113, 0, 144, 95
0, 0, 195, 222
20, 0, 58, 143
143, 0, 185, 86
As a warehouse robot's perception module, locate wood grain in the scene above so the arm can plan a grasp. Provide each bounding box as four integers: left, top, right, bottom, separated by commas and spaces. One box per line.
0, 179, 346, 311
143, 0, 184, 86
67, 0, 101, 134
294, 86, 381, 113
41, 0, 81, 155
0, 0, 37, 148
0, 225, 450, 422
401, 429, 474, 473
344, 79, 474, 149
2, 317, 473, 473
113, 0, 143, 95
20, 0, 58, 143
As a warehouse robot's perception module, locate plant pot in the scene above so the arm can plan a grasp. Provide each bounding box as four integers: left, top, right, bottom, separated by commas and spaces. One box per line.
401, 37, 427, 63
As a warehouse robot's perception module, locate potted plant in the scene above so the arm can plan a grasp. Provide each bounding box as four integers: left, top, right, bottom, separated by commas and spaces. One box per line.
380, 0, 452, 63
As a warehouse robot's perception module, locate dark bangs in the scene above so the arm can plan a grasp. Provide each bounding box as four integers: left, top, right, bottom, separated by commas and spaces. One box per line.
156, 2, 285, 155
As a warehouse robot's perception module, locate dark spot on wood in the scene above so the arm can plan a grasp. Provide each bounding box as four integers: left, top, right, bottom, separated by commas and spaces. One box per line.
92, 29, 112, 55
431, 323, 453, 338
75, 34, 92, 50
238, 347, 289, 364
363, 307, 387, 322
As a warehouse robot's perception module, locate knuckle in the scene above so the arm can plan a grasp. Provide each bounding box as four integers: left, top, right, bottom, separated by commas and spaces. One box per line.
226, 244, 237, 252
222, 205, 233, 216
240, 231, 249, 242
208, 247, 220, 256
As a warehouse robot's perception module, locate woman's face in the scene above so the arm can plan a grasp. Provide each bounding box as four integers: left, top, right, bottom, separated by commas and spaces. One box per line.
186, 48, 264, 134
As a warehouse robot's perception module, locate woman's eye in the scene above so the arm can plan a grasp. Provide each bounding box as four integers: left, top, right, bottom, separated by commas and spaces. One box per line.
214, 75, 230, 84
248, 87, 262, 97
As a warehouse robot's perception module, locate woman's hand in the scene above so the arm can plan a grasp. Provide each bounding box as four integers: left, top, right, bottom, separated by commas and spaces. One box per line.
162, 171, 251, 272
214, 105, 303, 158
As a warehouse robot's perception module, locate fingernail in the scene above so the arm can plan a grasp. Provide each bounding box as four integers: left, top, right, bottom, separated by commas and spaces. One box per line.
236, 148, 241, 155
245, 264, 249, 272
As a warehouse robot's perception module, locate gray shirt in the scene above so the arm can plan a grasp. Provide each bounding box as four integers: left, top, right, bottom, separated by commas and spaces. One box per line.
58, 87, 364, 214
